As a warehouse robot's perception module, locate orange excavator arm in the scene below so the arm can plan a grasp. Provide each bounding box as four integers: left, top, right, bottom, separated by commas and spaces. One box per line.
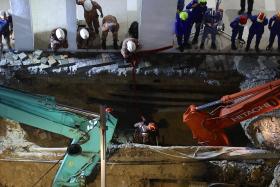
183, 79, 280, 146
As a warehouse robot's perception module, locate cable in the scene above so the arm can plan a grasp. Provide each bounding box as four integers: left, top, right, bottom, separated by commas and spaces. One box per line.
31, 154, 65, 187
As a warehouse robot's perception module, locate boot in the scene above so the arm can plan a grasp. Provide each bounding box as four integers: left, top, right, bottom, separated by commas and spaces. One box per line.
200, 42, 204, 49
231, 43, 237, 50
245, 44, 250, 51
192, 38, 198, 45
238, 38, 245, 43
113, 40, 118, 49
211, 43, 217, 50
102, 40, 106, 50
266, 44, 272, 51
184, 42, 192, 49
255, 45, 260, 52
238, 9, 245, 15
178, 45, 184, 52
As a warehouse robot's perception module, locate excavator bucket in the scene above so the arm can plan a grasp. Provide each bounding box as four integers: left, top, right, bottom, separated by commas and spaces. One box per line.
183, 105, 230, 146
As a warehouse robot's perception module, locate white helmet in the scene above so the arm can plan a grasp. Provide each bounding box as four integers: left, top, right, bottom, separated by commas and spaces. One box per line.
127, 40, 136, 52
84, 0, 93, 12
56, 28, 65, 41
80, 28, 89, 40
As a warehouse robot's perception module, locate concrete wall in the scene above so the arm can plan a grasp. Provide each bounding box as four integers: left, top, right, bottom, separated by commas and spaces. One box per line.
0, 0, 10, 10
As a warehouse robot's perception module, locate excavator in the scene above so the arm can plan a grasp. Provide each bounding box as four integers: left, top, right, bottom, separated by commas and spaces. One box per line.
0, 86, 118, 186
183, 79, 280, 146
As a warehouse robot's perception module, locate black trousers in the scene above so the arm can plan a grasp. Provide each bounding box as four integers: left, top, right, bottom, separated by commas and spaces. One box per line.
241, 0, 254, 13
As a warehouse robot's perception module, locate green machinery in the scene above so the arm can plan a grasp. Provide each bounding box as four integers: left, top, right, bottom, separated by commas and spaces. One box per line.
0, 86, 118, 186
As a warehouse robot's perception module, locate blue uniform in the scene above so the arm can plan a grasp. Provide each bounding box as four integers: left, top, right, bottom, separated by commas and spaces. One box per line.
267, 15, 280, 49
230, 16, 245, 45
200, 9, 223, 48
175, 11, 191, 48
246, 15, 268, 49
0, 19, 9, 36
185, 0, 207, 43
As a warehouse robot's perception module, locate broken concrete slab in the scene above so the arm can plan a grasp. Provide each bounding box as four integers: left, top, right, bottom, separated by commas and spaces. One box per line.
48, 58, 58, 67
32, 50, 43, 59
0, 59, 8, 66
40, 57, 48, 65
12, 54, 19, 61
58, 59, 68, 65
11, 60, 22, 66
18, 53, 28, 61
22, 60, 32, 66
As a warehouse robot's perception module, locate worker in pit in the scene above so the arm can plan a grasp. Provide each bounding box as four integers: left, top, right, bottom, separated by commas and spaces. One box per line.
77, 27, 95, 49
245, 12, 268, 52
266, 12, 280, 51
0, 11, 12, 51
185, 0, 208, 47
49, 28, 68, 51
76, 0, 103, 34
175, 11, 191, 52
121, 37, 139, 64
199, 8, 223, 50
230, 15, 248, 50
101, 15, 120, 50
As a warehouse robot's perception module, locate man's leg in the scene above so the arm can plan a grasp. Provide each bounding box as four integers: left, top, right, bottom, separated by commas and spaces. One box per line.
184, 26, 192, 48
239, 0, 246, 14
112, 31, 119, 49
93, 16, 100, 34
177, 35, 184, 52
266, 31, 276, 50
255, 33, 262, 52
246, 32, 254, 51
247, 0, 254, 15
211, 29, 217, 50
277, 33, 280, 51
193, 22, 201, 44
85, 14, 94, 31
101, 30, 108, 49
231, 29, 238, 50
200, 27, 209, 49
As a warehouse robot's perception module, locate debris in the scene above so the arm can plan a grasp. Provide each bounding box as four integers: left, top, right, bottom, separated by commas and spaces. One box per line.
22, 60, 32, 66
32, 50, 43, 59
0, 59, 8, 66
40, 57, 48, 65
18, 52, 28, 61
58, 59, 68, 65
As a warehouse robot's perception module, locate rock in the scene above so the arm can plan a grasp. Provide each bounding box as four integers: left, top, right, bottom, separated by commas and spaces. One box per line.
270, 163, 280, 187
53, 55, 62, 61
33, 50, 43, 59
32, 58, 41, 65
22, 59, 32, 66
18, 52, 28, 61
0, 59, 8, 66
12, 60, 22, 66
48, 58, 57, 66
12, 54, 19, 61
40, 57, 48, 65
58, 59, 68, 65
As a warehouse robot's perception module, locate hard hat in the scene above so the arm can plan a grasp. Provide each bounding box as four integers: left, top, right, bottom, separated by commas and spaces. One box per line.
276, 12, 280, 20
257, 12, 265, 23
239, 15, 248, 25
80, 28, 89, 40
198, 0, 207, 5
84, 0, 93, 12
127, 40, 136, 53
55, 28, 65, 41
0, 11, 5, 19
179, 11, 188, 21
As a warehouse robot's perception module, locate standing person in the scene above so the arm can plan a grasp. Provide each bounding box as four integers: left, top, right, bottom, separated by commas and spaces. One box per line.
49, 28, 68, 51
199, 8, 223, 50
245, 12, 268, 52
266, 12, 280, 51
185, 0, 208, 45
101, 15, 120, 49
175, 11, 190, 52
76, 0, 103, 34
0, 11, 12, 51
239, 0, 254, 16
177, 0, 185, 12
121, 38, 139, 64
76, 27, 95, 49
230, 15, 248, 50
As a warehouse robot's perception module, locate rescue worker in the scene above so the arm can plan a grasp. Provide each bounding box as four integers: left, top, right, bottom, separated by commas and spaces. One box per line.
230, 15, 248, 50
245, 12, 268, 52
177, 0, 185, 12
49, 28, 68, 51
0, 11, 12, 51
121, 38, 139, 64
101, 15, 120, 50
266, 12, 280, 51
185, 0, 208, 45
239, 0, 254, 16
200, 8, 223, 50
175, 11, 190, 52
76, 0, 103, 34
76, 27, 95, 49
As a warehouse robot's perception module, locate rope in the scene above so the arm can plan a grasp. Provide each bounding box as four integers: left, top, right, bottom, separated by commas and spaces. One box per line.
31, 154, 65, 187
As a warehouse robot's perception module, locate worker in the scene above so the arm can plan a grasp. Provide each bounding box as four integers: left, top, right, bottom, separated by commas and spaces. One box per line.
49, 28, 68, 51
239, 0, 254, 15
230, 15, 248, 50
121, 38, 139, 64
0, 11, 12, 51
76, 0, 103, 34
266, 12, 280, 51
101, 15, 120, 50
177, 0, 185, 12
245, 12, 268, 52
185, 0, 208, 45
200, 8, 223, 50
76, 27, 95, 49
175, 11, 190, 52
128, 21, 138, 39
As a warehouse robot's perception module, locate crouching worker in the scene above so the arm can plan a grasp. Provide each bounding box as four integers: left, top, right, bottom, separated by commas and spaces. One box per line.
121, 38, 139, 65
230, 15, 248, 50
49, 28, 68, 51
77, 27, 95, 49
175, 11, 190, 52
101, 15, 120, 49
266, 12, 280, 51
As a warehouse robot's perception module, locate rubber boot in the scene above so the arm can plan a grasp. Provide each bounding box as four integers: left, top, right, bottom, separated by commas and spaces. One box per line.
245, 44, 250, 51
192, 37, 198, 45
178, 45, 184, 52
184, 42, 192, 49
200, 42, 205, 49
102, 40, 106, 50
238, 9, 245, 15
231, 43, 237, 50
255, 45, 260, 52
266, 44, 272, 51
211, 43, 217, 50
113, 40, 118, 49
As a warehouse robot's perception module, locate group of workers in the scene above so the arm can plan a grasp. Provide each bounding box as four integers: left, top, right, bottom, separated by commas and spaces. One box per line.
0, 10, 13, 52
175, 0, 280, 52
49, 0, 139, 62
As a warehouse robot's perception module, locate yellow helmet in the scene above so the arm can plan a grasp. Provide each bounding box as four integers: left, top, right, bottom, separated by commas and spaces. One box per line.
277, 12, 280, 20
179, 11, 188, 21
